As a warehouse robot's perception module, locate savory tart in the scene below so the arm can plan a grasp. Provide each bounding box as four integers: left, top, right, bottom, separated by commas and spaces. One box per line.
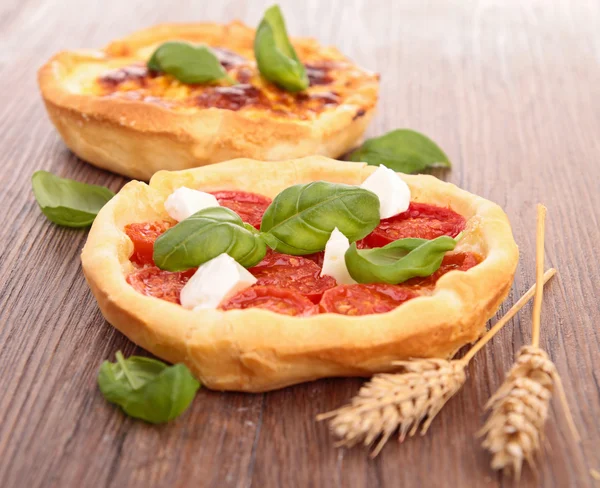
38, 21, 379, 180
81, 157, 519, 392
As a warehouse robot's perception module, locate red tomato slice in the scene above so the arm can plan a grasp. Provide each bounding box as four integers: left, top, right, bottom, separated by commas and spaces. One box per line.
250, 251, 336, 303
403, 252, 482, 288
303, 251, 325, 267
127, 266, 194, 304
210, 190, 271, 229
360, 202, 466, 248
319, 284, 418, 316
219, 285, 318, 316
124, 220, 172, 266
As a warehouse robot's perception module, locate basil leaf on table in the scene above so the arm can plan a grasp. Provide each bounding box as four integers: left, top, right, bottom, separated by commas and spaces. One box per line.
260, 181, 380, 255
254, 5, 309, 92
97, 351, 200, 424
348, 129, 451, 174
345, 235, 458, 284
148, 41, 234, 85
153, 207, 266, 271
31, 171, 114, 228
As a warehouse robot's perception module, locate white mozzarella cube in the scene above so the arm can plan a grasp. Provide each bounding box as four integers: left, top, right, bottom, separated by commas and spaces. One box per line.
180, 254, 257, 310
164, 187, 220, 222
320, 227, 357, 285
360, 165, 411, 219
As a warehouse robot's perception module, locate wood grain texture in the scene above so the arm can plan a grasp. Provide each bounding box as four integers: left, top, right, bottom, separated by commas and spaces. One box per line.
1, 0, 599, 486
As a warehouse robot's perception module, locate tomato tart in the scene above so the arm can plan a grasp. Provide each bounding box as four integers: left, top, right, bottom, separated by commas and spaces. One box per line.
38, 22, 379, 180
81, 157, 518, 392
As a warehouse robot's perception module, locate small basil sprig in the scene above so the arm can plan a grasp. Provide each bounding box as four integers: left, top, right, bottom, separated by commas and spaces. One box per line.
31, 171, 114, 228
153, 207, 266, 271
345, 235, 458, 284
254, 5, 308, 92
260, 181, 380, 255
98, 351, 200, 424
348, 129, 451, 174
147, 41, 234, 85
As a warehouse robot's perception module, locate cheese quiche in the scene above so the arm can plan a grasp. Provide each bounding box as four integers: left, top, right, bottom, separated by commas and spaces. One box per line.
38, 22, 379, 180
81, 157, 519, 392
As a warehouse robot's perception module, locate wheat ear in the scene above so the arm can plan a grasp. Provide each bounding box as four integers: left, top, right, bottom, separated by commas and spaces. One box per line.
479, 204, 580, 479
317, 268, 556, 457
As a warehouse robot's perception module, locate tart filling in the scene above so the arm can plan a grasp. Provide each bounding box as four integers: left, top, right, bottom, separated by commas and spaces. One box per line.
124, 190, 481, 317
84, 53, 373, 120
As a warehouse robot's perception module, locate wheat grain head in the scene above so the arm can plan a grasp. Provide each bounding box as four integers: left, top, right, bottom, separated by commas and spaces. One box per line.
317, 358, 467, 457
479, 345, 558, 479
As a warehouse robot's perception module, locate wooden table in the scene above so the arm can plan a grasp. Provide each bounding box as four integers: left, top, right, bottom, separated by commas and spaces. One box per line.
1, 0, 598, 486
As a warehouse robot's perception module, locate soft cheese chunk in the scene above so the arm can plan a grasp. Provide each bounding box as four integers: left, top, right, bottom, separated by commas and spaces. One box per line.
164, 187, 220, 222
360, 165, 411, 219
180, 254, 257, 310
320, 228, 357, 285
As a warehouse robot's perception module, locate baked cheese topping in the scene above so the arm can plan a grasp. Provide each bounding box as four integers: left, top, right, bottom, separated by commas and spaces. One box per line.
164, 187, 220, 222
82, 43, 377, 119
180, 253, 257, 310
360, 165, 411, 219
320, 228, 356, 285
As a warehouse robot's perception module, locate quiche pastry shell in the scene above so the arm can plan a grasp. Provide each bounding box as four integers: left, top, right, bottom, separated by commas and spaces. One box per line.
81, 157, 519, 392
38, 22, 379, 180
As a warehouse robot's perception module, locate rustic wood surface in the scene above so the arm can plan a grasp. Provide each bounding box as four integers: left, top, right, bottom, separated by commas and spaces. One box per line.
1, 0, 599, 486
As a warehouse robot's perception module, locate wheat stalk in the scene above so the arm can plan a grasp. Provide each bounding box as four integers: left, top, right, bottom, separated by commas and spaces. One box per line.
479, 204, 580, 478
317, 268, 557, 457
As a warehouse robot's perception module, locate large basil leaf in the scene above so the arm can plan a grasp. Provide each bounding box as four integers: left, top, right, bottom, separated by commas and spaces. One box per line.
153, 207, 266, 271
148, 41, 233, 84
348, 129, 451, 174
254, 5, 308, 92
31, 171, 114, 228
260, 182, 380, 255
345, 236, 457, 284
97, 351, 200, 424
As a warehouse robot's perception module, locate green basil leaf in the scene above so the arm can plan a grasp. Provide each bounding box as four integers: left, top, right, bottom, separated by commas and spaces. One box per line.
348, 129, 451, 174
97, 351, 200, 424
345, 235, 457, 284
148, 41, 233, 85
254, 5, 308, 92
260, 181, 380, 255
243, 222, 259, 234
31, 171, 114, 228
153, 207, 266, 271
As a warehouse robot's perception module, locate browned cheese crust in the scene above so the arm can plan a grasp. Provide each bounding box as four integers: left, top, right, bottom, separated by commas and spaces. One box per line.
81, 157, 519, 392
38, 23, 380, 179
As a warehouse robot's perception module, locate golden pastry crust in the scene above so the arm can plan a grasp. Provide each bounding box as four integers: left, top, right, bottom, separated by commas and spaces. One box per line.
82, 157, 519, 392
38, 22, 379, 180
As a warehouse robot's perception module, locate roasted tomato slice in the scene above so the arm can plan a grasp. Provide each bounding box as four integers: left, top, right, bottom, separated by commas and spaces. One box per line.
250, 251, 336, 303
219, 285, 318, 316
403, 252, 482, 289
210, 190, 271, 229
319, 284, 418, 316
124, 220, 172, 266
361, 202, 466, 248
303, 251, 325, 268
127, 266, 194, 304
